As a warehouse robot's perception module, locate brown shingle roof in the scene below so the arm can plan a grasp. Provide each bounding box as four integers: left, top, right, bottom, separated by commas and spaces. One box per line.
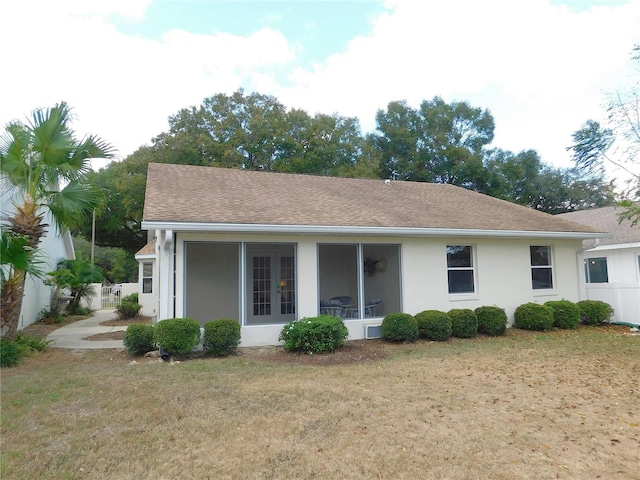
143, 163, 604, 235
558, 206, 640, 247
135, 241, 156, 256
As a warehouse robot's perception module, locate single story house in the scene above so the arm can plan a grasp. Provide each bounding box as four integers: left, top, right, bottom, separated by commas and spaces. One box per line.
140, 163, 607, 346
558, 206, 640, 326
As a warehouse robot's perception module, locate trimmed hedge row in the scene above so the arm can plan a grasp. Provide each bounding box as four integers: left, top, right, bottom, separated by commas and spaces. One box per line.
124, 317, 242, 357
377, 299, 613, 342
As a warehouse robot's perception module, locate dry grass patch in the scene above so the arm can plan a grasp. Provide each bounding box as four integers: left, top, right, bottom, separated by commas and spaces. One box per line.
1, 326, 639, 480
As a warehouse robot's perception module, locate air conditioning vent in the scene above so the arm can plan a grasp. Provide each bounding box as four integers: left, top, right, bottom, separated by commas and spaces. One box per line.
364, 324, 382, 339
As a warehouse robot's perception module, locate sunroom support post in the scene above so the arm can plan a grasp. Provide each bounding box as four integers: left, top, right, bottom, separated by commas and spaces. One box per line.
158, 229, 173, 320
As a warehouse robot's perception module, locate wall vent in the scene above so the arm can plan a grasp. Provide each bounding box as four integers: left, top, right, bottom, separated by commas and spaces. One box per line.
364, 324, 382, 339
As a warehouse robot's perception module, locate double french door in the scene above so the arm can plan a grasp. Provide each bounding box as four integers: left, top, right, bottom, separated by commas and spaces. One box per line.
246, 245, 295, 325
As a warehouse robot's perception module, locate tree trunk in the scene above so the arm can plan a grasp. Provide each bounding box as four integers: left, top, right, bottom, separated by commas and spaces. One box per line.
0, 271, 26, 339
2, 201, 47, 339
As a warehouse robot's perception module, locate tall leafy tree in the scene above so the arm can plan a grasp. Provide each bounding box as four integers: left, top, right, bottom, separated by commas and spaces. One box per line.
79, 150, 150, 252
0, 102, 113, 338
274, 110, 365, 176
154, 90, 289, 170
569, 44, 640, 223
483, 149, 616, 213
375, 96, 494, 187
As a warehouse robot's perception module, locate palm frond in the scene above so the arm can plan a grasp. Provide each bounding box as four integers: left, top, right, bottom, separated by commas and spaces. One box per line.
0, 228, 45, 281
30, 102, 75, 168
67, 134, 116, 177
0, 122, 32, 190
45, 182, 105, 233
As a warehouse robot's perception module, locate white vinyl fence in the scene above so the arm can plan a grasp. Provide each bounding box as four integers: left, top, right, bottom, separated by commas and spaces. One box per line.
586, 282, 640, 326
85, 283, 140, 311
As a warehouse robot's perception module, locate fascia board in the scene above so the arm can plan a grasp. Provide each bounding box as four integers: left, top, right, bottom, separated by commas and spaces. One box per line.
585, 242, 640, 252
141, 221, 610, 240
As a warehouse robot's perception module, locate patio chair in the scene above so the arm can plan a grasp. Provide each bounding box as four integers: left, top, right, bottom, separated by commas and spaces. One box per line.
349, 298, 382, 318
320, 299, 344, 317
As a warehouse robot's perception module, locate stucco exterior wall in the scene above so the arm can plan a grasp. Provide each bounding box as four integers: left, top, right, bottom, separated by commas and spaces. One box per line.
403, 237, 582, 322
158, 231, 584, 347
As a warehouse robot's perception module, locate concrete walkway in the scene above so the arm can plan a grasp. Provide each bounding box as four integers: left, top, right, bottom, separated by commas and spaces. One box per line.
46, 310, 126, 349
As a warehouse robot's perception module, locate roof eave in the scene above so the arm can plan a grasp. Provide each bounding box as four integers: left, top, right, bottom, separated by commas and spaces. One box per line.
141, 221, 609, 240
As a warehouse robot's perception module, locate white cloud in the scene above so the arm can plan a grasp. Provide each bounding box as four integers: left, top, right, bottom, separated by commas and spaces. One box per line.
1, 0, 638, 173
280, 0, 640, 167
0, 1, 296, 158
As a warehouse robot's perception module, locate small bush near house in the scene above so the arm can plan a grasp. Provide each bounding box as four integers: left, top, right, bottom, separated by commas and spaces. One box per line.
514, 303, 554, 331
0, 334, 50, 368
415, 310, 452, 341
153, 318, 201, 355
203, 319, 241, 356
16, 333, 51, 352
381, 313, 419, 342
117, 294, 142, 320
475, 306, 508, 336
124, 324, 156, 355
279, 315, 349, 354
577, 300, 614, 326
1, 339, 24, 368
448, 309, 478, 338
545, 300, 581, 329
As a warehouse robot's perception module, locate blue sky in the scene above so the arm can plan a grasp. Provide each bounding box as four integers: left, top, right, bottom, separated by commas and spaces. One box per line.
1, 0, 639, 183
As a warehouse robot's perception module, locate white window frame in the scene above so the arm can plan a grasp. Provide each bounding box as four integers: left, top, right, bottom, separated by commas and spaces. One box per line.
584, 257, 609, 284
446, 245, 476, 294
142, 261, 153, 294
530, 245, 554, 290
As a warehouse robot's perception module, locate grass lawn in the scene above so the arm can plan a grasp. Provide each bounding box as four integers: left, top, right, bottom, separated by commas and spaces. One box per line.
1, 325, 639, 479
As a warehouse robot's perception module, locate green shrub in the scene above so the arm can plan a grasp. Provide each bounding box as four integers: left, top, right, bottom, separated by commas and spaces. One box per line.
381, 313, 419, 342
123, 293, 139, 304
448, 309, 478, 338
545, 300, 580, 329
15, 333, 51, 352
279, 315, 349, 354
203, 319, 241, 356
514, 303, 554, 331
577, 300, 613, 326
415, 310, 452, 341
153, 317, 201, 355
0, 339, 24, 368
124, 324, 156, 355
475, 306, 508, 336
117, 300, 142, 320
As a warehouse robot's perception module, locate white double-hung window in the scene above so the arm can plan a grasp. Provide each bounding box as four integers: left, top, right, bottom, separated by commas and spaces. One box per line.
530, 246, 553, 290
447, 245, 475, 294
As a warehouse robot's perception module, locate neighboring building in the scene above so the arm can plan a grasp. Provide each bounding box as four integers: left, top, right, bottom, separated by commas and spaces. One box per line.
141, 163, 607, 346
1, 191, 75, 331
559, 206, 640, 326
135, 240, 157, 318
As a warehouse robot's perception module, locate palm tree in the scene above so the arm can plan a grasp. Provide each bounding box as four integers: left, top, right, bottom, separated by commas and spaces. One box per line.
0, 102, 114, 338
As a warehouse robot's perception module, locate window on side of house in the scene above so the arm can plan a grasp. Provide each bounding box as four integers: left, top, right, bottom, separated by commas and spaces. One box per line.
584, 257, 609, 283
142, 262, 153, 294
530, 246, 553, 289
447, 245, 475, 294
